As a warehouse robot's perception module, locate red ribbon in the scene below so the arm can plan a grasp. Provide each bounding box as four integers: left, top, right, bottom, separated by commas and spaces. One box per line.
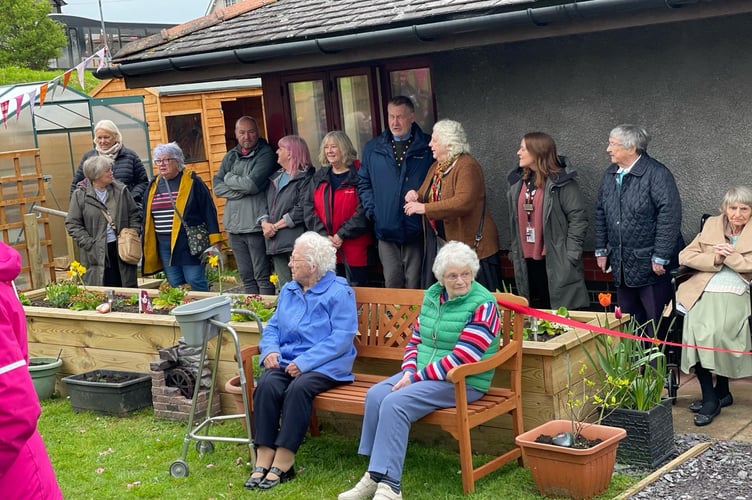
496, 298, 752, 356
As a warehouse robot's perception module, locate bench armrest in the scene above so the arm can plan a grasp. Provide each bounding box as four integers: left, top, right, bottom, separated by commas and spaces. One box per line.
445, 340, 521, 383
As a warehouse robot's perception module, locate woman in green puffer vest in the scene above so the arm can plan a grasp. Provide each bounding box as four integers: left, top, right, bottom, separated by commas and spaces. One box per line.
339, 241, 501, 500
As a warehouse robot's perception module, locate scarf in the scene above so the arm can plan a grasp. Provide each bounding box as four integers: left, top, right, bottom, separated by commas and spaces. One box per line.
96, 142, 123, 160
429, 153, 461, 202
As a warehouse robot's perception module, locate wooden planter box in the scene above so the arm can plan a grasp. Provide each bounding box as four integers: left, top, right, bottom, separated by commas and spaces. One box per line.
24, 286, 265, 415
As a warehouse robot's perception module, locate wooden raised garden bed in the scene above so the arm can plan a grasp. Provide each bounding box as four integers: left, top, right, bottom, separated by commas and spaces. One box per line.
24, 286, 265, 414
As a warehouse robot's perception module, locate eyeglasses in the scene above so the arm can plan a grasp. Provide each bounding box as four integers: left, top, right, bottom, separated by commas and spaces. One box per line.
154, 158, 176, 165
444, 271, 473, 282
289, 256, 308, 265
607, 141, 623, 148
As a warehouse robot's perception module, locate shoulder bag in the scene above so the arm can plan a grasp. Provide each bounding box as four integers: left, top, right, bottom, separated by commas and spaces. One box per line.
100, 209, 142, 265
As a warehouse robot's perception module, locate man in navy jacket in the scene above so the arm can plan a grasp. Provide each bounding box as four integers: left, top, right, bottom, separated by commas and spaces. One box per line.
358, 96, 434, 288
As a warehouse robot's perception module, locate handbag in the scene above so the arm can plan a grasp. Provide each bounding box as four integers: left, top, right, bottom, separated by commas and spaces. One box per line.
162, 177, 211, 257
100, 209, 142, 265
183, 222, 211, 256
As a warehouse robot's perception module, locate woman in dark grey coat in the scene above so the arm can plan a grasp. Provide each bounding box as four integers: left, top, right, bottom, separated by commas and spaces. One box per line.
66, 156, 141, 287
259, 135, 314, 287
507, 132, 589, 310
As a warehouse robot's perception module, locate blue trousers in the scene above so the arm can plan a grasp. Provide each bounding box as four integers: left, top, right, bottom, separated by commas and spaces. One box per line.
157, 239, 208, 291
253, 368, 340, 453
358, 372, 483, 481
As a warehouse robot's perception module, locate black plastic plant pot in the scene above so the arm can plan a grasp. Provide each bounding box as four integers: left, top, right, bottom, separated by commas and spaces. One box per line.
62, 369, 152, 416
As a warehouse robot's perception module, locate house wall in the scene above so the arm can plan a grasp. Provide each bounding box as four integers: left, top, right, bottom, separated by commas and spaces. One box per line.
432, 13, 752, 252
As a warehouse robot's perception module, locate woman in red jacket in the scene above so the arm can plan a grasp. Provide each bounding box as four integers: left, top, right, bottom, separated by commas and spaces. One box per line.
305, 131, 373, 285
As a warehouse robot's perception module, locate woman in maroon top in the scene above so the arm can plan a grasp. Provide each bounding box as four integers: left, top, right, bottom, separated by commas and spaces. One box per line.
304, 131, 373, 285
506, 132, 589, 309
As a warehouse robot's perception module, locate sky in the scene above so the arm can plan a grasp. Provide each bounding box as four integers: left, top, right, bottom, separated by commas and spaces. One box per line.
61, 0, 209, 24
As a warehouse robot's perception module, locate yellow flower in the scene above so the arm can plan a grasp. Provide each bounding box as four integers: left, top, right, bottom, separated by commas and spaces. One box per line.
270, 273, 279, 286
208, 255, 219, 268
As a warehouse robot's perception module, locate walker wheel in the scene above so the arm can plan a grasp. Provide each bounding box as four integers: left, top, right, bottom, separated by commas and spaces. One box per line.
196, 440, 215, 454
170, 459, 189, 478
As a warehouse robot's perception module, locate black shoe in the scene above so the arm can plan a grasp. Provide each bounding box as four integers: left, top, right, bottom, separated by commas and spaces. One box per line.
244, 466, 269, 490
688, 393, 733, 412
694, 403, 721, 426
257, 465, 295, 490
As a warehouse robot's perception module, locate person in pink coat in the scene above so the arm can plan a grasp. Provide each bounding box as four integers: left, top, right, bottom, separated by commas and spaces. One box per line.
0, 242, 62, 499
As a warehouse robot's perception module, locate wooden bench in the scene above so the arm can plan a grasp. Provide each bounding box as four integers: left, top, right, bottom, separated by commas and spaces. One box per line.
238, 286, 527, 494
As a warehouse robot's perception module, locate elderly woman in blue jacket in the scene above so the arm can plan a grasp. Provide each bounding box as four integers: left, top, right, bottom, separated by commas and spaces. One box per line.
245, 231, 358, 491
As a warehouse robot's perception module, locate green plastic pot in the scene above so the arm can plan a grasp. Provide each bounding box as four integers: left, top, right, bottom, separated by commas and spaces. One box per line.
28, 356, 63, 400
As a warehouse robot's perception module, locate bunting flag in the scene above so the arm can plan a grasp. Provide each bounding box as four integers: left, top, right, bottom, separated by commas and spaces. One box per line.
1, 101, 8, 128
95, 47, 107, 71
48, 78, 59, 99
26, 88, 37, 119
76, 61, 87, 89
38, 83, 48, 108
14, 94, 23, 120
62, 70, 72, 92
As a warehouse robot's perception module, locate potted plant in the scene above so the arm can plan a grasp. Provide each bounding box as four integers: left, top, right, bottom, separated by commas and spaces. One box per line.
515, 361, 628, 499
583, 315, 676, 468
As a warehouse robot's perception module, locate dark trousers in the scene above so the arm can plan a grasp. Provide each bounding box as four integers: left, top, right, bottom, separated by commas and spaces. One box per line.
525, 258, 550, 309
253, 368, 340, 453
617, 278, 672, 337
103, 241, 122, 287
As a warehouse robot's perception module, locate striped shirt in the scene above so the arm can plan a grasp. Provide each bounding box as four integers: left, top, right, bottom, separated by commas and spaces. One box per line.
151, 175, 181, 239
401, 296, 499, 382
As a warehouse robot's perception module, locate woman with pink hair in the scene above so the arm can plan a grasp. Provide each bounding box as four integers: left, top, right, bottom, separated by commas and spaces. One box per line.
259, 135, 315, 286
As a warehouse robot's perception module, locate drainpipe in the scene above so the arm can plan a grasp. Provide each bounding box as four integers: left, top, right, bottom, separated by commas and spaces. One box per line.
96, 0, 711, 79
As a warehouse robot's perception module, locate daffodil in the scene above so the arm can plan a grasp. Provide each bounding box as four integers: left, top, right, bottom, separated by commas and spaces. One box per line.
270, 273, 279, 287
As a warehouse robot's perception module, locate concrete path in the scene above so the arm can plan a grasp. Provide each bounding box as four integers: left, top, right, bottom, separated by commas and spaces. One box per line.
671, 372, 752, 442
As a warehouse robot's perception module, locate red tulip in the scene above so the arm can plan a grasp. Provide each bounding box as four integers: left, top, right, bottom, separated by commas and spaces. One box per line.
614, 306, 622, 319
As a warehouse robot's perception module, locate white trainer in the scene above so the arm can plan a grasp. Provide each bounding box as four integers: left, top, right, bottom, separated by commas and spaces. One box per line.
373, 482, 403, 500
338, 472, 378, 500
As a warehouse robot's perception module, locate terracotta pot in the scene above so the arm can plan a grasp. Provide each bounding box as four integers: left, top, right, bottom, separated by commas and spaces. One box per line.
224, 375, 245, 415
515, 419, 627, 499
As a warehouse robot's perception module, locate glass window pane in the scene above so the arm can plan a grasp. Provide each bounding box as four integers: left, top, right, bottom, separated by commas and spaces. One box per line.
337, 75, 373, 157
165, 114, 206, 163
390, 68, 434, 134
288, 80, 326, 165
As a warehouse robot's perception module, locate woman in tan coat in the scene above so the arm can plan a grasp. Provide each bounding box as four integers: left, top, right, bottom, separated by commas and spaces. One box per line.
403, 119, 500, 290
676, 186, 752, 426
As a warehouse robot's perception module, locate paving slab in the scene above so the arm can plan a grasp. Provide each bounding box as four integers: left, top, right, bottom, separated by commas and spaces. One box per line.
671, 373, 752, 442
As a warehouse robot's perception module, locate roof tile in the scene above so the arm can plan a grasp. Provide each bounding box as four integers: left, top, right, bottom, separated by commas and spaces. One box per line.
113, 0, 532, 62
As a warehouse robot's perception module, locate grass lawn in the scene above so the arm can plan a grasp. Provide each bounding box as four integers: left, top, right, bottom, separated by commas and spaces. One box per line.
38, 397, 640, 499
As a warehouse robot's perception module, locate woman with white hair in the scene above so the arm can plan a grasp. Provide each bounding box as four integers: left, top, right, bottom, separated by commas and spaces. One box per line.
70, 119, 149, 208
142, 142, 221, 291
339, 241, 500, 500
403, 119, 501, 290
246, 231, 358, 491
65, 155, 141, 287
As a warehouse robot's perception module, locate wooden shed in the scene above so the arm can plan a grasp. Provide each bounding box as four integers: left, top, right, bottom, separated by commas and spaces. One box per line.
89, 78, 265, 231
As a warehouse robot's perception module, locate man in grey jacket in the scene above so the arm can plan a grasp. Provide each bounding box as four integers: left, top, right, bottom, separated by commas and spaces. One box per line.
213, 116, 278, 294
